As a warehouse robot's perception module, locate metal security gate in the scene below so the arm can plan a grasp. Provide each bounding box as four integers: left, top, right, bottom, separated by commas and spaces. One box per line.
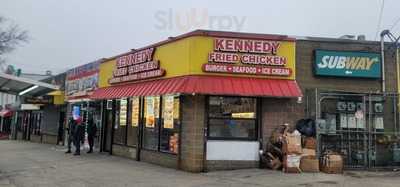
308, 89, 400, 169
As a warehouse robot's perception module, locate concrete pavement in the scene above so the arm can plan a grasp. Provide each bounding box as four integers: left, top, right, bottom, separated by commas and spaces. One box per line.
0, 140, 400, 187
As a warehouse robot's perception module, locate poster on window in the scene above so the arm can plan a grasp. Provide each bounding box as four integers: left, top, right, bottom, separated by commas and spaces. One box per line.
131, 97, 139, 127
164, 96, 174, 129
72, 106, 80, 120
119, 99, 127, 126
146, 97, 155, 128
173, 98, 179, 119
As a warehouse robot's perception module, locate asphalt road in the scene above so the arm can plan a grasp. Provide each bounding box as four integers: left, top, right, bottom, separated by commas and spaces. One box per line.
0, 140, 400, 187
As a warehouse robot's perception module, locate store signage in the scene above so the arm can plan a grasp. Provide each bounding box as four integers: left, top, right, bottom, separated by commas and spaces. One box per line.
314, 50, 381, 78
109, 48, 166, 84
203, 38, 292, 77
24, 97, 53, 105
65, 61, 100, 100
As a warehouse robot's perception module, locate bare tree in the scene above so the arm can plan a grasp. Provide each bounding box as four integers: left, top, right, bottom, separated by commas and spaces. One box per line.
0, 16, 28, 72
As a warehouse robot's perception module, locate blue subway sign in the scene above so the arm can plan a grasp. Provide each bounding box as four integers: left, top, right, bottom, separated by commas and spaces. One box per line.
314, 50, 381, 78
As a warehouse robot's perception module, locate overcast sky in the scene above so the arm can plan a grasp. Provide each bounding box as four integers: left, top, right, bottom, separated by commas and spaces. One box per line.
1, 0, 400, 74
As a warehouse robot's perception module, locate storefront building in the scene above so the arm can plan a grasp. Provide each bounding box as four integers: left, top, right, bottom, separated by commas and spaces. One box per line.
293, 37, 400, 169
16, 73, 66, 145
91, 30, 302, 172
65, 61, 102, 147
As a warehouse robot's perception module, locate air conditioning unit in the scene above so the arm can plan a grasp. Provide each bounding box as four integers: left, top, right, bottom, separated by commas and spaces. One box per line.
347, 102, 356, 111
316, 119, 327, 134
374, 103, 384, 113
356, 103, 364, 111
337, 102, 347, 111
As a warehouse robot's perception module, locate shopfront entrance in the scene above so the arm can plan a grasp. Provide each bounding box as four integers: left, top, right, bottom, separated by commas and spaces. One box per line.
101, 101, 113, 153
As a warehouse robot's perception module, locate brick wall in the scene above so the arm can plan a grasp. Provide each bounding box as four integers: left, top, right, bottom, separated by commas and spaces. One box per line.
30, 134, 41, 143
140, 150, 178, 169
41, 134, 57, 144
296, 40, 397, 93
261, 98, 304, 148
112, 144, 137, 160
206, 160, 258, 171
180, 95, 206, 172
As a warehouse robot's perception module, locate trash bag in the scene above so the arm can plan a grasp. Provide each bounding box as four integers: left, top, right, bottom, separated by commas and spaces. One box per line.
295, 119, 316, 137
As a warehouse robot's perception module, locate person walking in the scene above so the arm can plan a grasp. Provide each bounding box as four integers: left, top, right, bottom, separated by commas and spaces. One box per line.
73, 117, 84, 156
86, 117, 97, 153
65, 117, 75, 154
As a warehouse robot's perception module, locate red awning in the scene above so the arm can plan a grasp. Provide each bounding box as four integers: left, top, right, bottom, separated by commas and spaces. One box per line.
91, 75, 302, 99
0, 109, 13, 118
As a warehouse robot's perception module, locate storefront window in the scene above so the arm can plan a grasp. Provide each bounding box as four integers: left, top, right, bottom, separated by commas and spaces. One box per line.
208, 97, 257, 140
143, 96, 160, 150
160, 96, 180, 154
127, 97, 139, 147
114, 99, 127, 144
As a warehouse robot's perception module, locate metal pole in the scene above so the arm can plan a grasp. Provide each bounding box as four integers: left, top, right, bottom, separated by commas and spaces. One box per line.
397, 48, 400, 136
381, 34, 386, 92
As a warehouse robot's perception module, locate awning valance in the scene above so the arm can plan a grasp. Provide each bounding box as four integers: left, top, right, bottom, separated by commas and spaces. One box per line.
0, 73, 59, 96
91, 75, 302, 100
0, 109, 13, 118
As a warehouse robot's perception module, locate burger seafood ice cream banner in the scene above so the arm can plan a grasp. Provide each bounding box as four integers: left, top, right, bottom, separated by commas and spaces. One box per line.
314, 50, 381, 78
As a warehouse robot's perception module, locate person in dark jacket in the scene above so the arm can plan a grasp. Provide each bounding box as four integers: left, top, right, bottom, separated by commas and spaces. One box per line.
86, 117, 97, 153
73, 117, 84, 156
65, 117, 75, 154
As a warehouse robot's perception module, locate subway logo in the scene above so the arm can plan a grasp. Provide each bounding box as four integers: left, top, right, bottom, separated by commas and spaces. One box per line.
314, 50, 381, 78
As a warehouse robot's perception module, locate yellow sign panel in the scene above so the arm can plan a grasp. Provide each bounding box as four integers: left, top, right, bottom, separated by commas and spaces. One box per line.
98, 35, 296, 88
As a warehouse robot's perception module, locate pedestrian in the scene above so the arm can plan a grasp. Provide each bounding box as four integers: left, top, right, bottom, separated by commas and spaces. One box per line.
57, 121, 64, 145
65, 117, 75, 154
73, 117, 84, 156
86, 117, 97, 153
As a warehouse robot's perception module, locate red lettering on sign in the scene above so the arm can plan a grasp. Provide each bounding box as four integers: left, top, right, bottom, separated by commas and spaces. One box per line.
202, 64, 291, 77
110, 47, 166, 84
214, 38, 281, 54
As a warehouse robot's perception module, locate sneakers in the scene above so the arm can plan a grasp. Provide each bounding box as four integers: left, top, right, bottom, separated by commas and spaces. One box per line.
87, 150, 93, 154
65, 150, 71, 154
73, 152, 80, 156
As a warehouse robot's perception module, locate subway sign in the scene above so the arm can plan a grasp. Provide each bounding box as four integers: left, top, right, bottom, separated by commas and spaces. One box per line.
314, 50, 381, 78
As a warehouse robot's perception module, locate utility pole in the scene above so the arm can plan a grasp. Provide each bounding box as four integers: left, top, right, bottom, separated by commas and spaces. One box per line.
380, 30, 400, 93
380, 30, 400, 136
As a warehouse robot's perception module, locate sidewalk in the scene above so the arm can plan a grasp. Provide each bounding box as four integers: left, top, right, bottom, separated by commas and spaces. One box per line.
0, 140, 399, 187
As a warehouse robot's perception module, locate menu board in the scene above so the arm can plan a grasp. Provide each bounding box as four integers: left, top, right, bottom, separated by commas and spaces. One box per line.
131, 97, 139, 127
163, 96, 174, 129
119, 99, 127, 126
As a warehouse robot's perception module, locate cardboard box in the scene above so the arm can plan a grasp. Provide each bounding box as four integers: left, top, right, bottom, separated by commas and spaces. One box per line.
283, 154, 302, 173
302, 148, 316, 157
320, 153, 343, 174
283, 131, 302, 154
300, 156, 319, 172
303, 137, 316, 149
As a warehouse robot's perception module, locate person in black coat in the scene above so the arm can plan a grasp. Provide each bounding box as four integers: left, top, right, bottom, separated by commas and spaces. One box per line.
65, 117, 75, 154
73, 117, 84, 156
86, 117, 97, 153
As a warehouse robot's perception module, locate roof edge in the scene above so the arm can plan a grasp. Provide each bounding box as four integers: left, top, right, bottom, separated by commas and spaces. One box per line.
102, 30, 295, 62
